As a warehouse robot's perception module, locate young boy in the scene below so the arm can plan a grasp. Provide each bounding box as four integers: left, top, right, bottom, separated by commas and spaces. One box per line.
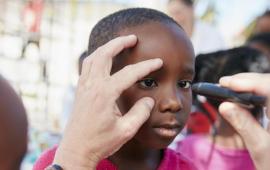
34, 8, 196, 170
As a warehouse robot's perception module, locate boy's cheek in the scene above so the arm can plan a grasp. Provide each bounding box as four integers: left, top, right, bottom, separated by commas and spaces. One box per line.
117, 87, 136, 112
116, 86, 157, 114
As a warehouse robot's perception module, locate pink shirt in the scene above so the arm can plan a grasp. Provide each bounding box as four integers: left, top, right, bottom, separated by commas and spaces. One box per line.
176, 134, 255, 170
33, 146, 196, 170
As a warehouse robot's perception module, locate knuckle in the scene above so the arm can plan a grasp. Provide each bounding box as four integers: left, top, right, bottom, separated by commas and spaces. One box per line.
95, 46, 104, 54
122, 64, 133, 73
235, 119, 248, 132
110, 85, 121, 97
83, 56, 92, 65
123, 64, 142, 80
91, 46, 105, 61
98, 44, 111, 57
94, 77, 119, 99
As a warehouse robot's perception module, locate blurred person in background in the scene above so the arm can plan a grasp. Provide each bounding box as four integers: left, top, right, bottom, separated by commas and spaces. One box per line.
0, 75, 28, 170
253, 10, 270, 34
247, 32, 270, 60
176, 46, 270, 170
21, 0, 44, 59
167, 0, 226, 55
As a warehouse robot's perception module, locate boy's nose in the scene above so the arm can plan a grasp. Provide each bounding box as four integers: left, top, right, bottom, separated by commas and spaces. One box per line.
158, 89, 183, 113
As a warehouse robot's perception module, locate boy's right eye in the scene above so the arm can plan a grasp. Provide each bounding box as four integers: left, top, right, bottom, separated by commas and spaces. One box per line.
138, 78, 158, 89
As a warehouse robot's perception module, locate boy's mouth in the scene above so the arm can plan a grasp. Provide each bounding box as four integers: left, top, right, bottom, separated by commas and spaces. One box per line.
153, 123, 181, 138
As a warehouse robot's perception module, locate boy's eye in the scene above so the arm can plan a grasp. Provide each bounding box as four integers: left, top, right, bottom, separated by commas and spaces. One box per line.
177, 81, 192, 89
138, 78, 158, 88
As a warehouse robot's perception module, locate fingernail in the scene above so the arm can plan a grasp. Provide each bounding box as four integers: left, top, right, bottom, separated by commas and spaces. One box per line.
219, 102, 236, 118
154, 58, 163, 66
219, 76, 231, 85
127, 34, 136, 39
144, 97, 155, 109
219, 102, 235, 112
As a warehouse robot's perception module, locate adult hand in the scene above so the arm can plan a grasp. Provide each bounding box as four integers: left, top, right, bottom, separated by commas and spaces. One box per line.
53, 35, 163, 170
218, 73, 270, 170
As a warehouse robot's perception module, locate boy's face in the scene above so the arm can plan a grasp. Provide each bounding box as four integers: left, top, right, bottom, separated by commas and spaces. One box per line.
254, 16, 270, 34
116, 22, 195, 149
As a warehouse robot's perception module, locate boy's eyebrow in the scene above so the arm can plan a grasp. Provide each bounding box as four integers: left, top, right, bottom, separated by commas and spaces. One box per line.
142, 65, 195, 78
182, 66, 195, 76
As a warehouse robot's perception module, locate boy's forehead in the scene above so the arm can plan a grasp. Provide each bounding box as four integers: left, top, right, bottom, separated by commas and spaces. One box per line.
112, 22, 194, 75
119, 22, 193, 58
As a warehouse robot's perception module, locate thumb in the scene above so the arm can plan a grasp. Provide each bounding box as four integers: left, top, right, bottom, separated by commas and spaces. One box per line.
119, 97, 154, 141
219, 102, 268, 148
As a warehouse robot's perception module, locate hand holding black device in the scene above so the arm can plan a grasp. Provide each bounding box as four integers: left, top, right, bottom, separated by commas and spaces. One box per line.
192, 82, 266, 108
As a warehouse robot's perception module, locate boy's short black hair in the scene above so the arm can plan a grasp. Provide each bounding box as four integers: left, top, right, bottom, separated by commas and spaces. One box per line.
88, 8, 181, 55
247, 32, 270, 50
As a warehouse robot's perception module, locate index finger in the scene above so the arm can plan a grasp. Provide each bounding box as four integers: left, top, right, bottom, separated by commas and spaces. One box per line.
80, 35, 137, 79
110, 58, 163, 98
219, 73, 270, 119
88, 35, 138, 77
99, 35, 137, 60
219, 73, 270, 96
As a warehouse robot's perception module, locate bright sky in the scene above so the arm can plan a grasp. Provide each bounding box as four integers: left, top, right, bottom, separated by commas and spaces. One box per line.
212, 0, 269, 43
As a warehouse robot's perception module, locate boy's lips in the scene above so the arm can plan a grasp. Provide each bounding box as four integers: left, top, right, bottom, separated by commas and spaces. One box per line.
153, 123, 182, 138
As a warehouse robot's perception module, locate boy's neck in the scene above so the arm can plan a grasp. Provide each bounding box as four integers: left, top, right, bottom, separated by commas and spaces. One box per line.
108, 139, 163, 170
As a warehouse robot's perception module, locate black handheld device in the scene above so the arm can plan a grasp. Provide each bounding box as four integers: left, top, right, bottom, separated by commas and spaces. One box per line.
192, 82, 266, 107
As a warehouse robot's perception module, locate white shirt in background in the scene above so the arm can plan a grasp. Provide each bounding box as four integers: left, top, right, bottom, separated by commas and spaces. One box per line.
192, 20, 226, 55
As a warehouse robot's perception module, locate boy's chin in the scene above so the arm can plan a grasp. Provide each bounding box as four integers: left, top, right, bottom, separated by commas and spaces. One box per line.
140, 138, 175, 149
